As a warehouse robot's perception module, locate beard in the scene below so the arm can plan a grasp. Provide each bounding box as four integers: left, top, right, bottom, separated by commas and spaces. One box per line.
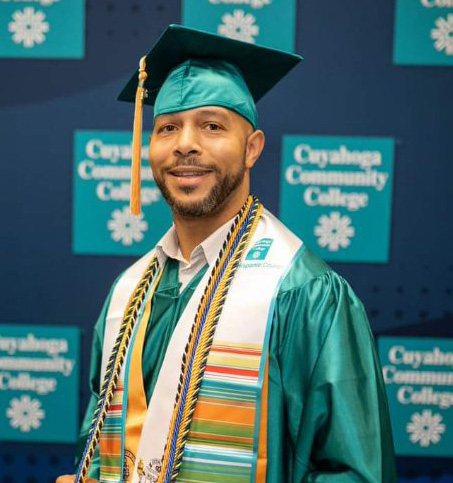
154, 156, 246, 218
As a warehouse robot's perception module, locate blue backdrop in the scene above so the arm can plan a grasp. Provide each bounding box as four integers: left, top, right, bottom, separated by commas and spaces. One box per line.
1, 0, 452, 481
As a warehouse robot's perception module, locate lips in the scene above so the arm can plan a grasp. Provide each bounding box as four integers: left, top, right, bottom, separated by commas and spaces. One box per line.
168, 166, 213, 177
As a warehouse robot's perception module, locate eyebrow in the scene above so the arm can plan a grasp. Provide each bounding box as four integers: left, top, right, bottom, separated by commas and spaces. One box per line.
155, 108, 231, 126
194, 109, 230, 122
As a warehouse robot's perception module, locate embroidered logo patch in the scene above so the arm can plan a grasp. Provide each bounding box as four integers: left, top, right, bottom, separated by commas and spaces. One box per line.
245, 237, 273, 260
137, 457, 162, 482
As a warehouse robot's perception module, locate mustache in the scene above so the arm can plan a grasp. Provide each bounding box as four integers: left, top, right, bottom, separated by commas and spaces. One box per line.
166, 156, 219, 172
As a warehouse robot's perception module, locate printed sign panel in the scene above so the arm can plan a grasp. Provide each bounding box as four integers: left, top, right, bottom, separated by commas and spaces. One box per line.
183, 0, 297, 52
394, 0, 453, 65
378, 336, 453, 456
0, 0, 85, 58
0, 324, 79, 443
280, 135, 394, 263
73, 131, 172, 256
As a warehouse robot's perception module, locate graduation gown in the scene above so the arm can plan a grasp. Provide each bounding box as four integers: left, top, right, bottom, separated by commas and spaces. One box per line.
76, 246, 397, 482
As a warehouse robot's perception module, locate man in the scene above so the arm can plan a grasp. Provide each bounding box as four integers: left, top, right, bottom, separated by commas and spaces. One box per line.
58, 25, 396, 483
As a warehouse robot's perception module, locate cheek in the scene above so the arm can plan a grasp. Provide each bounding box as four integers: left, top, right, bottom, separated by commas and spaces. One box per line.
148, 142, 167, 169
204, 138, 244, 164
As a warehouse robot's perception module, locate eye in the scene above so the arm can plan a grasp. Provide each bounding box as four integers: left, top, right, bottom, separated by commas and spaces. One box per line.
158, 124, 177, 133
205, 122, 222, 131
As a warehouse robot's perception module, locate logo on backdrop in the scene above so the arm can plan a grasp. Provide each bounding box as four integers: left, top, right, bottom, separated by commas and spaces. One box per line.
0, 324, 79, 442
107, 206, 148, 247
7, 395, 45, 432
218, 9, 259, 43
0, 0, 85, 58
73, 131, 172, 256
406, 409, 446, 447
394, 0, 453, 65
378, 336, 453, 456
280, 135, 394, 263
182, 0, 296, 51
314, 211, 355, 252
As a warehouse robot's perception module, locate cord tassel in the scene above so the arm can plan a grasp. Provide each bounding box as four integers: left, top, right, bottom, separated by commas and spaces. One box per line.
131, 56, 148, 215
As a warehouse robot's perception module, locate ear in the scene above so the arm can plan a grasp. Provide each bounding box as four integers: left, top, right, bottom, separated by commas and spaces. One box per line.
245, 129, 265, 168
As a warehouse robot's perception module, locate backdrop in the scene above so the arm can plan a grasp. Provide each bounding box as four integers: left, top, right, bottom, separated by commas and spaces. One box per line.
1, 0, 452, 481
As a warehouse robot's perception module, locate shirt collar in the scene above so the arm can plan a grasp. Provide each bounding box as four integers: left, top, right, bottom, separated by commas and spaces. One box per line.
156, 216, 235, 266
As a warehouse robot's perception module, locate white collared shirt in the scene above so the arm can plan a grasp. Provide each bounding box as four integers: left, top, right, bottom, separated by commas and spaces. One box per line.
155, 218, 234, 292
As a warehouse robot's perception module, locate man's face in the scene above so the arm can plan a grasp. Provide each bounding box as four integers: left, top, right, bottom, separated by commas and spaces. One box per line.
149, 106, 254, 218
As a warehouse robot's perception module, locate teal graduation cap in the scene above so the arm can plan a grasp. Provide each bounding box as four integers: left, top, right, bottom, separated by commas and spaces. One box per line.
119, 24, 302, 215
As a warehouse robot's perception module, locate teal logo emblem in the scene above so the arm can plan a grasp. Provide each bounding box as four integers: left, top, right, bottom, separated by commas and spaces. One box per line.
0, 0, 85, 58
394, 0, 453, 65
378, 336, 453, 456
245, 238, 273, 260
73, 131, 172, 256
0, 324, 79, 443
183, 0, 297, 52
280, 135, 394, 263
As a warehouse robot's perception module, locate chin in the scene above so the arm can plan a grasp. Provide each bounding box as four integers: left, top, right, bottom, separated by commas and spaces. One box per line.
157, 166, 246, 218
171, 194, 222, 218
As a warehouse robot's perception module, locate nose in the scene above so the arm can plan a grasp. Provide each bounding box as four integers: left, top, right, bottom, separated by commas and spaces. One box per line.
173, 125, 201, 158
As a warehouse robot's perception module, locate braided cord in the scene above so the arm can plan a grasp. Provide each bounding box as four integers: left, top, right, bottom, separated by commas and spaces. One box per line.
75, 257, 161, 483
158, 195, 263, 482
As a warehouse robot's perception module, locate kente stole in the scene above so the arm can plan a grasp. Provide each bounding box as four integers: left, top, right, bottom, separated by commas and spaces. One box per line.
96, 200, 302, 482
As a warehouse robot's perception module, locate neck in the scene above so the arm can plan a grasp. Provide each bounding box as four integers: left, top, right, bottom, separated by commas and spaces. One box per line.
173, 190, 249, 261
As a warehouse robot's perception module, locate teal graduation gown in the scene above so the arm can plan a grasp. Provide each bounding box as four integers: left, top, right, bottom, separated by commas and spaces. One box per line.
76, 247, 397, 482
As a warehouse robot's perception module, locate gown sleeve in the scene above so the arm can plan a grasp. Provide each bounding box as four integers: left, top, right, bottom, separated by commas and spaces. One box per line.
271, 268, 397, 482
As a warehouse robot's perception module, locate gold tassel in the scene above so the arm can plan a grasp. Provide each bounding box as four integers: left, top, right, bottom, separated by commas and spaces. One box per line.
130, 56, 148, 215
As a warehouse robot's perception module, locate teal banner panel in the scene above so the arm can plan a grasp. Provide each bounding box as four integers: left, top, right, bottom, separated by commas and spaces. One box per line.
0, 324, 79, 443
378, 336, 453, 456
394, 0, 453, 65
280, 135, 394, 263
0, 0, 85, 58
182, 0, 296, 51
73, 130, 172, 256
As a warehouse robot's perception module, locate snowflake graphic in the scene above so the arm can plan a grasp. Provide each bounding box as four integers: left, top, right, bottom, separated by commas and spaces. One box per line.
6, 395, 45, 432
314, 211, 355, 251
406, 410, 446, 447
8, 7, 49, 48
107, 206, 148, 246
431, 14, 453, 56
217, 10, 259, 44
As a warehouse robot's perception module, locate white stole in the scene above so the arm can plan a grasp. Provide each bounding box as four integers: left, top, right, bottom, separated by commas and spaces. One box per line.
100, 209, 303, 482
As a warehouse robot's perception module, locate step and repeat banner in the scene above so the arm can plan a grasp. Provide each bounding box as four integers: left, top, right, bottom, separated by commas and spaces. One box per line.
0, 325, 79, 442
2, 0, 452, 470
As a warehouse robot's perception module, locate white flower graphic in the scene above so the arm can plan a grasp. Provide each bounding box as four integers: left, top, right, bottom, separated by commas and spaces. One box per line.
314, 211, 355, 251
218, 10, 259, 44
406, 410, 446, 447
431, 14, 453, 55
6, 395, 45, 432
107, 206, 148, 246
8, 7, 50, 48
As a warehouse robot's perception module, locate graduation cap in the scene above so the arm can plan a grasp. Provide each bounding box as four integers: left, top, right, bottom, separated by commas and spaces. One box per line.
118, 24, 302, 215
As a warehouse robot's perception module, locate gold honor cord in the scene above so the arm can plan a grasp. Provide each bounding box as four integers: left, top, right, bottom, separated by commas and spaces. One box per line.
75, 257, 161, 483
159, 195, 263, 482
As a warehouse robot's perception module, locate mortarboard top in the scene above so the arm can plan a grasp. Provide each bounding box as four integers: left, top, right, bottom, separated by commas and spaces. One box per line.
118, 24, 302, 106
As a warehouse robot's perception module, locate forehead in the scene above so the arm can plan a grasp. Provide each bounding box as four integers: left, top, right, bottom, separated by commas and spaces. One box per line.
154, 105, 241, 124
